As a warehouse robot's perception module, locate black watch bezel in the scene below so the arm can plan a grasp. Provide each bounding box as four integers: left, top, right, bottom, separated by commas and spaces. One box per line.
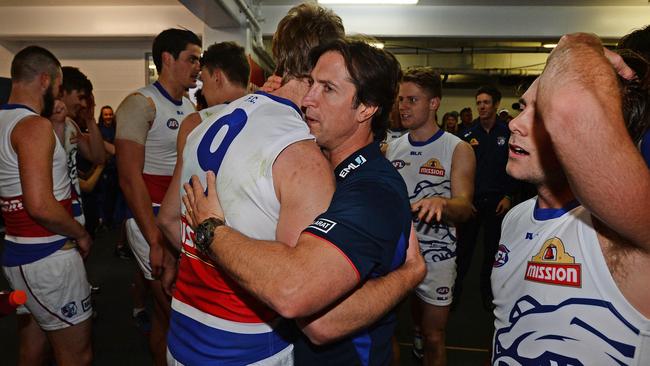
194, 217, 225, 254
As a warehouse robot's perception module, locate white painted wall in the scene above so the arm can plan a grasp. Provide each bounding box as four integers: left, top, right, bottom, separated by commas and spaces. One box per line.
0, 40, 152, 114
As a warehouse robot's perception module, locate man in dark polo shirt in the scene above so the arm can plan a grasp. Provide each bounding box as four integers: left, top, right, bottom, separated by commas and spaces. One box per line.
455, 85, 517, 310
181, 39, 425, 365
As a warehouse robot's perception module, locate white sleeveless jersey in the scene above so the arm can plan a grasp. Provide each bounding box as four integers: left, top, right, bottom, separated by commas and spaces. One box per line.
137, 82, 194, 204
62, 118, 83, 225
492, 198, 650, 365
0, 104, 72, 266
138, 82, 194, 176
386, 130, 461, 263
169, 92, 313, 364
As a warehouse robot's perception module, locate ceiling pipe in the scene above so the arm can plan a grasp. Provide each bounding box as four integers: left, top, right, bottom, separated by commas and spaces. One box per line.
386, 46, 553, 55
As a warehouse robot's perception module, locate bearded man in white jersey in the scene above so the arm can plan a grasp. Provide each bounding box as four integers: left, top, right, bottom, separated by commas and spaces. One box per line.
385, 67, 475, 366
0, 46, 94, 366
491, 33, 650, 365
114, 28, 201, 366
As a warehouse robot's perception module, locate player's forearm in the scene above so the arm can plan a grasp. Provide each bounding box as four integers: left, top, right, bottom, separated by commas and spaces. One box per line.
442, 197, 474, 224
539, 35, 650, 247
298, 261, 424, 345
119, 173, 160, 246
157, 203, 181, 249
27, 197, 87, 240
103, 141, 115, 156
83, 121, 106, 164
209, 227, 345, 318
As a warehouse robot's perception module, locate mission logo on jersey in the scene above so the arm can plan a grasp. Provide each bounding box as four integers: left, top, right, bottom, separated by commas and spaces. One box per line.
419, 158, 445, 177
525, 237, 582, 287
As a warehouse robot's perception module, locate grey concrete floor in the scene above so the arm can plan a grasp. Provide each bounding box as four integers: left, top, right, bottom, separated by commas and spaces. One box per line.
0, 228, 493, 365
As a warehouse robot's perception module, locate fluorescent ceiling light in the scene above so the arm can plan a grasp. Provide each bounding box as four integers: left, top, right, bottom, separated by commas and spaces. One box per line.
319, 0, 418, 4
371, 42, 385, 49
543, 43, 557, 49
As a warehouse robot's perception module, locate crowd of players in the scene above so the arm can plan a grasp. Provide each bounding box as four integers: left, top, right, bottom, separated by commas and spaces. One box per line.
1, 2, 649, 365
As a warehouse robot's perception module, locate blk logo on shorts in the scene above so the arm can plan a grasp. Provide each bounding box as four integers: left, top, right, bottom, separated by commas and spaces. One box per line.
61, 301, 78, 318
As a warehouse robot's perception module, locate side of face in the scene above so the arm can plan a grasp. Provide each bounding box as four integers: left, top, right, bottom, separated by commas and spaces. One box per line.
506, 79, 561, 185
398, 81, 438, 131
199, 66, 223, 106
476, 92, 498, 120
302, 51, 361, 150
61, 88, 86, 118
50, 99, 68, 124
167, 44, 201, 90
41, 71, 62, 118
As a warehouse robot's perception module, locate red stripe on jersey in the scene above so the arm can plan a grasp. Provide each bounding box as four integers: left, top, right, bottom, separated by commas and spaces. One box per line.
142, 174, 172, 204
174, 244, 276, 324
1, 196, 72, 237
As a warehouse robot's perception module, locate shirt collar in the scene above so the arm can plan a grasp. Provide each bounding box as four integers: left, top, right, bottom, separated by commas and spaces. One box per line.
334, 142, 381, 182
254, 91, 301, 116
0, 104, 37, 113
533, 199, 580, 221
153, 81, 183, 106
408, 128, 444, 147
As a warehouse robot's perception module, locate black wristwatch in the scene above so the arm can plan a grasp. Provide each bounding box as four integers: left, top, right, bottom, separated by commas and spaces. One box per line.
194, 217, 225, 255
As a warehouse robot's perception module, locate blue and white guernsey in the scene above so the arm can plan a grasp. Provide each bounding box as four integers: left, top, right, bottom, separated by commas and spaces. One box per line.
492, 198, 650, 365
386, 129, 462, 263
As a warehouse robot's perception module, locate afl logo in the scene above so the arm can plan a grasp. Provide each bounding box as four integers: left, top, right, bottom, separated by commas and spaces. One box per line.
497, 136, 507, 146
436, 287, 450, 295
166, 118, 180, 130
391, 160, 406, 169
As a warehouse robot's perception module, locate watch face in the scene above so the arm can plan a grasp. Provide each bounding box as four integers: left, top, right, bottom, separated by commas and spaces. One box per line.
195, 231, 205, 246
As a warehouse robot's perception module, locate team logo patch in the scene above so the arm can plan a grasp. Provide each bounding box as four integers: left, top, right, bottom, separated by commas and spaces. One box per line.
419, 158, 445, 177
436, 287, 450, 295
497, 136, 507, 146
82, 295, 92, 312
391, 160, 407, 169
493, 244, 510, 268
525, 237, 581, 287
166, 118, 180, 129
61, 301, 78, 318
308, 218, 337, 234
469, 138, 479, 146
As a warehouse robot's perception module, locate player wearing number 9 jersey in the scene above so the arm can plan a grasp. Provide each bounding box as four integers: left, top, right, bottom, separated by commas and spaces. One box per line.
164, 4, 344, 365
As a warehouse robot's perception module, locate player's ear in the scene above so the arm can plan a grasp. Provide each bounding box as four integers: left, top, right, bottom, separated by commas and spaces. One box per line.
429, 96, 440, 112
356, 103, 378, 124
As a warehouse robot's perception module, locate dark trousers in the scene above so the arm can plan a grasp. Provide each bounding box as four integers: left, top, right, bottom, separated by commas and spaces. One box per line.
454, 194, 505, 309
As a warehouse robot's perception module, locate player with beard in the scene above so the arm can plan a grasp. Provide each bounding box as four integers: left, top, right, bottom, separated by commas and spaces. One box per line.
0, 46, 94, 365
491, 33, 650, 365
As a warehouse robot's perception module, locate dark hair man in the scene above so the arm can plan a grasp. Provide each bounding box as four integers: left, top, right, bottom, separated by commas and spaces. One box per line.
182, 38, 425, 366
386, 67, 475, 365
0, 46, 94, 365
161, 5, 347, 364
58, 66, 105, 234
156, 40, 249, 297
114, 27, 201, 366
455, 84, 517, 310
491, 33, 650, 365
